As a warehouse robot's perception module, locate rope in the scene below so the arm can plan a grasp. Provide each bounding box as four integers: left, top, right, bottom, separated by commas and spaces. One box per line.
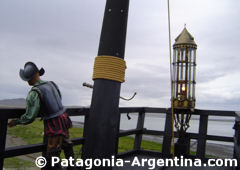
92, 55, 127, 83
167, 0, 175, 158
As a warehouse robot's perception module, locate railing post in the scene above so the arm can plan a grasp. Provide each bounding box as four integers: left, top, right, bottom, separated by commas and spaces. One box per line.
134, 110, 145, 150
162, 109, 173, 157
196, 114, 208, 159
0, 114, 8, 170
234, 117, 240, 145
233, 113, 240, 170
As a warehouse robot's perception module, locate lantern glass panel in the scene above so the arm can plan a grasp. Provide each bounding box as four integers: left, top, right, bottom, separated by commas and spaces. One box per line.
188, 64, 192, 81
190, 84, 193, 100
193, 84, 196, 100
173, 49, 177, 81
179, 64, 182, 80
183, 64, 186, 80
173, 50, 176, 64
188, 49, 192, 62
188, 83, 191, 99
174, 65, 177, 81
178, 84, 181, 95
180, 63, 186, 81
182, 49, 185, 61
173, 82, 177, 99
194, 49, 197, 63
180, 49, 183, 61
191, 65, 195, 82
181, 83, 186, 93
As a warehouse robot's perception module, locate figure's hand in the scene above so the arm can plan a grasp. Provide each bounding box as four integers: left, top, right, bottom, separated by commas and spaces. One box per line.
8, 119, 17, 127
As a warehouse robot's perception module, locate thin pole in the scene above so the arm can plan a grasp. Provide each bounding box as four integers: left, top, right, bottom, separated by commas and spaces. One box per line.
167, 0, 175, 158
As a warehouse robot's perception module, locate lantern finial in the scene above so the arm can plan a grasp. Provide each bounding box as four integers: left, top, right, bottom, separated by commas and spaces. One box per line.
174, 27, 197, 48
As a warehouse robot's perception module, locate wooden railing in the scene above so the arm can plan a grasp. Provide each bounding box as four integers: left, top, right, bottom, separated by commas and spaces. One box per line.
234, 112, 240, 170
0, 107, 88, 169
118, 108, 236, 160
0, 106, 238, 169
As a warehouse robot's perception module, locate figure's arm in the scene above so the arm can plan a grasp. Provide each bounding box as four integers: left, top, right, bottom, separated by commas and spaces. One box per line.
15, 91, 40, 125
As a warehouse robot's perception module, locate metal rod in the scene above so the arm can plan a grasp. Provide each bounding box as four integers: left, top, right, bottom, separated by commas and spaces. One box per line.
83, 82, 136, 101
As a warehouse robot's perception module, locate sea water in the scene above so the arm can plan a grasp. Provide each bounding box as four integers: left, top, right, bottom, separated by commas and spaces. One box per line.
72, 113, 235, 145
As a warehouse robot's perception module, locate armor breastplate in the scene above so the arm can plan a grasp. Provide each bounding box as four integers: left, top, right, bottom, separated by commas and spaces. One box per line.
33, 81, 66, 120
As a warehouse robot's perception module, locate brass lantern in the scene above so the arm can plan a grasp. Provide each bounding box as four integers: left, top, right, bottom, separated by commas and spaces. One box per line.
172, 27, 197, 109
172, 27, 197, 156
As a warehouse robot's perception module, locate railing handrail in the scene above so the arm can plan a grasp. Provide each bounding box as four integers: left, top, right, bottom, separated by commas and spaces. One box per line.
0, 106, 239, 169
0, 106, 237, 118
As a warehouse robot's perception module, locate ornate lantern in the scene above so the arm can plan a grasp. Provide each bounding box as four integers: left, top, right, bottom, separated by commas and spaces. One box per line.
172, 27, 197, 156
172, 27, 197, 109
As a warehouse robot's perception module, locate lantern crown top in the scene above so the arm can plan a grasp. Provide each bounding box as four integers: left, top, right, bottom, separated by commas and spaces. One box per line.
173, 27, 197, 47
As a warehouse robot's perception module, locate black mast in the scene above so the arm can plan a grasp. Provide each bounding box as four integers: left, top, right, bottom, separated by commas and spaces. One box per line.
82, 0, 129, 169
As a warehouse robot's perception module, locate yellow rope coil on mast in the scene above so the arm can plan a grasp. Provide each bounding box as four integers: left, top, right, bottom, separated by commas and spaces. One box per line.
92, 55, 127, 83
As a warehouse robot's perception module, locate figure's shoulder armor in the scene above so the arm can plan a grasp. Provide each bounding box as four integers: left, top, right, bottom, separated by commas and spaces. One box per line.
31, 87, 43, 103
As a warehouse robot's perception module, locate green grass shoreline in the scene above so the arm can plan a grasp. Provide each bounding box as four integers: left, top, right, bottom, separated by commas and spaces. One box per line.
5, 119, 166, 169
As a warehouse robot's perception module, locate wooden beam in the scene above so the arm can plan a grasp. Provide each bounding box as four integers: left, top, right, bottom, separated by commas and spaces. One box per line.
0, 115, 8, 170
196, 115, 208, 159
134, 111, 145, 150
162, 110, 173, 155
118, 129, 142, 137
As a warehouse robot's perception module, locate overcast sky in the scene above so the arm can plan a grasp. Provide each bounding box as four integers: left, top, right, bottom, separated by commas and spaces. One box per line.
0, 0, 239, 111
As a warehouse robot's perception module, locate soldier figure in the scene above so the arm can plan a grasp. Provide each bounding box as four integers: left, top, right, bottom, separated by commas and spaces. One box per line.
8, 62, 74, 170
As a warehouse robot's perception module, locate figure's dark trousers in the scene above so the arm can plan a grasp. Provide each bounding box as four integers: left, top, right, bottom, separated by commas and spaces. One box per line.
42, 135, 75, 170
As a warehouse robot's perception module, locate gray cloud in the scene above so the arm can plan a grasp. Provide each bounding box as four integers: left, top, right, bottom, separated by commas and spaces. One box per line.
0, 0, 240, 111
